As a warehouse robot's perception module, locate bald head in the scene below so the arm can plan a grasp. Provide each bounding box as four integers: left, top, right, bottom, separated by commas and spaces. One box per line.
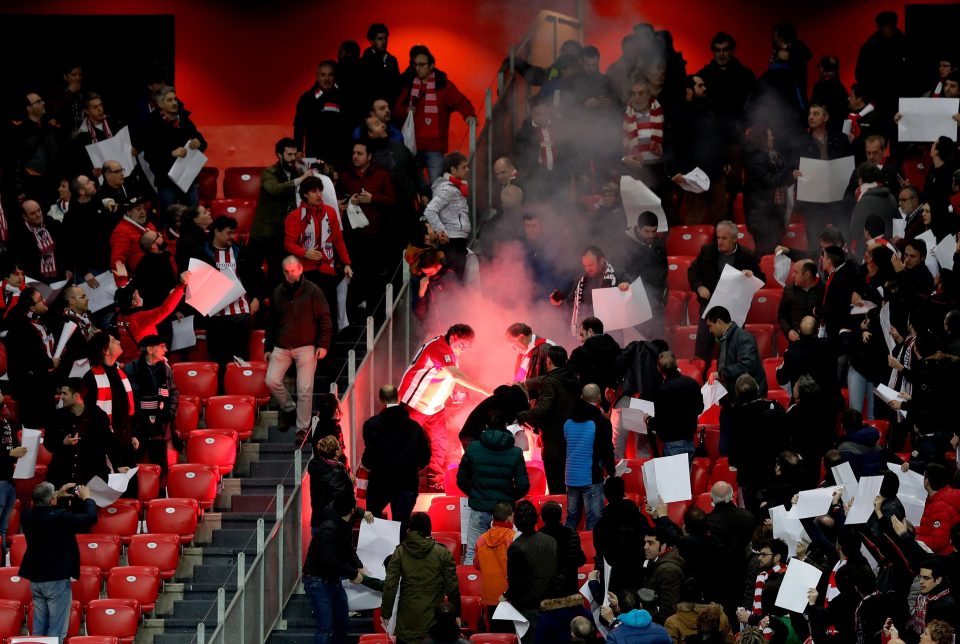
282, 255, 304, 283
22, 200, 43, 226
657, 351, 677, 374
582, 384, 601, 404
493, 157, 516, 186
379, 385, 399, 404
799, 316, 818, 337
711, 481, 734, 504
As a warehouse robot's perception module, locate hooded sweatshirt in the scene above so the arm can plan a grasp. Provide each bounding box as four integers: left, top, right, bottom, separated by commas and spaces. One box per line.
609, 609, 673, 644
475, 520, 516, 605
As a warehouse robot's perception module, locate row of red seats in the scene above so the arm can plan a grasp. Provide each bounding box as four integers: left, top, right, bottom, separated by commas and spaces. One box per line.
169, 330, 268, 364
664, 223, 807, 257
664, 287, 784, 327
198, 167, 262, 203
0, 598, 141, 643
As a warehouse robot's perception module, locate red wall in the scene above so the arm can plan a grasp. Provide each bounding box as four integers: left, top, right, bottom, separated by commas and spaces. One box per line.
7, 0, 956, 171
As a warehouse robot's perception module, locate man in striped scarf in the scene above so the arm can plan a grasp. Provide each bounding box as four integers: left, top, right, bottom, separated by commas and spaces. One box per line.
82, 332, 138, 470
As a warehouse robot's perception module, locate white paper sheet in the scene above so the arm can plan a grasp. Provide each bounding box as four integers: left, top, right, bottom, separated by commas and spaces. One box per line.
344, 582, 382, 610
506, 423, 530, 451
25, 277, 68, 306
209, 268, 247, 317
86, 479, 123, 510
592, 275, 653, 331
185, 259, 246, 317
615, 459, 630, 477
137, 151, 156, 189
850, 301, 878, 315
879, 303, 895, 354
79, 271, 118, 313
892, 217, 906, 239
933, 234, 957, 271
580, 578, 611, 638
845, 475, 884, 525
357, 518, 401, 579
775, 558, 823, 613
170, 315, 197, 352
797, 156, 856, 203
385, 585, 400, 635
886, 463, 926, 500
168, 146, 208, 193
620, 174, 668, 232
628, 399, 656, 417
831, 463, 858, 505
12, 429, 41, 480
915, 230, 941, 278
792, 487, 839, 519
874, 384, 903, 405
54, 320, 78, 360
896, 97, 960, 142
493, 601, 530, 639
701, 381, 728, 411
603, 558, 612, 606
701, 264, 765, 326
774, 252, 791, 287
70, 358, 91, 378
679, 168, 710, 193
641, 454, 692, 503
900, 494, 926, 527
86, 126, 136, 177
770, 504, 809, 557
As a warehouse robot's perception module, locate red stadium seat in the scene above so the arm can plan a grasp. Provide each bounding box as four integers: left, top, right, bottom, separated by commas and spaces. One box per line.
580, 531, 596, 561
665, 291, 687, 327
461, 594, 484, 634
667, 500, 691, 525
91, 503, 139, 544
0, 344, 7, 379
106, 566, 161, 614
619, 459, 650, 498
248, 330, 266, 362
223, 167, 262, 201
758, 255, 785, 290
456, 566, 483, 598
470, 635, 519, 644
666, 226, 714, 256
701, 425, 720, 461
5, 501, 19, 538
204, 395, 255, 441
690, 458, 710, 496
211, 199, 255, 236
72, 566, 102, 611
709, 457, 738, 488
28, 599, 80, 637
427, 497, 462, 533
443, 463, 466, 497
769, 389, 791, 409
186, 429, 239, 476
13, 465, 46, 508
6, 536, 25, 568
731, 193, 745, 224
68, 637, 122, 644
666, 256, 695, 292
526, 462, 548, 496
0, 599, 23, 639
175, 395, 201, 441
138, 463, 162, 504
2, 396, 18, 425
433, 533, 462, 564
694, 492, 714, 513
75, 535, 121, 581
223, 362, 270, 407
736, 225, 755, 250
743, 324, 776, 358
358, 636, 393, 643
0, 568, 31, 606
197, 166, 219, 203
669, 326, 700, 360
128, 534, 181, 581
746, 290, 782, 326
166, 464, 219, 510
172, 362, 219, 403
145, 498, 200, 543
85, 598, 140, 644
782, 222, 808, 251
675, 359, 704, 386
763, 359, 783, 391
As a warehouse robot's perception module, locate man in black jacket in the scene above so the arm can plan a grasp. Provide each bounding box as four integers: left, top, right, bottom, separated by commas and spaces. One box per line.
140, 85, 207, 210
504, 501, 558, 636
705, 481, 755, 619
302, 494, 366, 644
776, 316, 839, 395
265, 256, 332, 443
293, 61, 350, 166
361, 385, 430, 532
124, 335, 179, 486
816, 245, 861, 345
777, 260, 824, 343
0, 406, 27, 550
688, 221, 764, 366
648, 351, 703, 461
728, 375, 787, 513
19, 481, 98, 640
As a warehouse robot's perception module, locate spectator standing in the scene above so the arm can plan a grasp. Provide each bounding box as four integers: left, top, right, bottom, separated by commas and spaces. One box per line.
124, 335, 179, 485
0, 405, 26, 553
503, 501, 558, 642
563, 384, 615, 531
141, 86, 207, 210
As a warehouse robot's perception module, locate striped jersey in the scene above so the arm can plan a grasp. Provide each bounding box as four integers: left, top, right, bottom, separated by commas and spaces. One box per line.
398, 336, 457, 415
213, 246, 250, 316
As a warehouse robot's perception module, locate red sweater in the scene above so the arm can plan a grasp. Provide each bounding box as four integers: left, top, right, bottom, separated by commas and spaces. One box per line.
337, 163, 396, 234
284, 203, 351, 276
117, 284, 185, 361
110, 217, 157, 272
394, 71, 476, 153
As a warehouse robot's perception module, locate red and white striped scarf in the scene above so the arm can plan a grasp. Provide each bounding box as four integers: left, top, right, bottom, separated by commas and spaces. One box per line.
410, 72, 441, 140
846, 103, 874, 140
535, 123, 556, 170
932, 82, 944, 98
82, 117, 112, 143
825, 558, 845, 604
623, 101, 663, 164
161, 111, 180, 128
213, 246, 250, 316
909, 588, 950, 635
514, 334, 555, 381
27, 223, 57, 279
753, 563, 786, 614
90, 364, 135, 427
30, 318, 54, 359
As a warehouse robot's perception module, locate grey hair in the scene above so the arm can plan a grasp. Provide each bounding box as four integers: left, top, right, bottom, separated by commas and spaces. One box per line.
33, 482, 56, 506
710, 481, 734, 504
795, 374, 820, 402
716, 220, 738, 236
155, 85, 176, 104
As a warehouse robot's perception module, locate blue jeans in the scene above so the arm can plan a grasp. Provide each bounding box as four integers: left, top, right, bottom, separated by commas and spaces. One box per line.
31, 579, 72, 639
565, 482, 603, 531
847, 365, 875, 419
0, 481, 16, 542
417, 151, 446, 185
663, 439, 696, 464
463, 509, 491, 566
303, 575, 349, 644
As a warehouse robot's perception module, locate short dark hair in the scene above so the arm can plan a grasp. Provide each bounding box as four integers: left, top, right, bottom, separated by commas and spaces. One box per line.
318, 59, 337, 73
541, 501, 563, 524
822, 245, 846, 268
299, 175, 324, 199
864, 214, 885, 238
443, 152, 467, 175
875, 10, 898, 26
408, 511, 432, 537
514, 500, 538, 533
492, 501, 513, 522
925, 463, 950, 491
582, 245, 605, 260
857, 162, 882, 183
445, 323, 475, 343
645, 525, 676, 548
711, 32, 736, 50
760, 538, 789, 562
683, 507, 709, 536
705, 306, 731, 323
409, 44, 435, 65
547, 344, 568, 368
275, 137, 297, 156
819, 227, 844, 246
582, 45, 600, 59
212, 215, 238, 232
367, 23, 389, 40
906, 238, 927, 259
850, 83, 873, 104
800, 260, 818, 280
506, 322, 532, 338
603, 475, 625, 501
920, 558, 946, 583
61, 377, 87, 398
638, 211, 659, 228
810, 102, 830, 117
86, 331, 113, 365
581, 317, 604, 335
879, 470, 900, 498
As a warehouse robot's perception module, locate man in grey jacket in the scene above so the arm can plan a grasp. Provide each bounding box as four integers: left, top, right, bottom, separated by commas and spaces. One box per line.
705, 305, 766, 455
422, 152, 471, 279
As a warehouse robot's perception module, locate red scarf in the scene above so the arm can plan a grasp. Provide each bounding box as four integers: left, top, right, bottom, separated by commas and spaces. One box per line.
30, 317, 54, 359
28, 223, 57, 279
410, 72, 441, 140
535, 122, 556, 170
753, 563, 786, 614
909, 587, 950, 634
449, 175, 469, 198
622, 101, 664, 163
84, 117, 112, 143
847, 103, 874, 140
90, 364, 135, 427
161, 111, 180, 128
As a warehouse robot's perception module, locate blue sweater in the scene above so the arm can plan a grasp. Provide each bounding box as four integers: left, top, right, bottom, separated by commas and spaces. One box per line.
564, 418, 596, 487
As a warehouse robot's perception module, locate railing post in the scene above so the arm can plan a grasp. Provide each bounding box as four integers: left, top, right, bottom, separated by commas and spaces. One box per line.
217, 586, 225, 624
402, 261, 411, 365
485, 88, 493, 232
237, 552, 245, 640
386, 283, 394, 386
367, 316, 375, 417
510, 46, 518, 140
196, 622, 205, 644
348, 349, 357, 466
469, 117, 477, 243
497, 70, 504, 97
276, 483, 285, 616
259, 523, 266, 643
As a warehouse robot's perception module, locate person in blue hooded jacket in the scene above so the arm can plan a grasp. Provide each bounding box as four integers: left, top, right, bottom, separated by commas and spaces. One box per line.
600, 587, 673, 644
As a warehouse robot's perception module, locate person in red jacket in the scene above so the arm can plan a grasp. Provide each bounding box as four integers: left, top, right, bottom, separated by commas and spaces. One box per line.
917, 463, 960, 554
113, 261, 189, 362
394, 45, 476, 183
337, 140, 396, 315
285, 176, 352, 325
109, 196, 156, 273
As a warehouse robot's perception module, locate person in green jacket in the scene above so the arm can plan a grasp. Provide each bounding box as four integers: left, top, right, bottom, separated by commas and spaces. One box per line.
380, 512, 460, 642
457, 414, 530, 566
249, 137, 306, 284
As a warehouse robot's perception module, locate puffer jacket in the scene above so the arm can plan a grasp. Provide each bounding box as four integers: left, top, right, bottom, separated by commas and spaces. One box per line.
381, 531, 460, 642
457, 428, 530, 513
308, 456, 355, 527
838, 426, 885, 477
475, 522, 515, 605
422, 174, 470, 239
534, 594, 593, 644
608, 609, 673, 644
917, 486, 960, 554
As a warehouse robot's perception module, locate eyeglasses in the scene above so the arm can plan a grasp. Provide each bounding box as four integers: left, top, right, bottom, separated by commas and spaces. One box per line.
758, 551, 774, 558
106, 168, 125, 174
